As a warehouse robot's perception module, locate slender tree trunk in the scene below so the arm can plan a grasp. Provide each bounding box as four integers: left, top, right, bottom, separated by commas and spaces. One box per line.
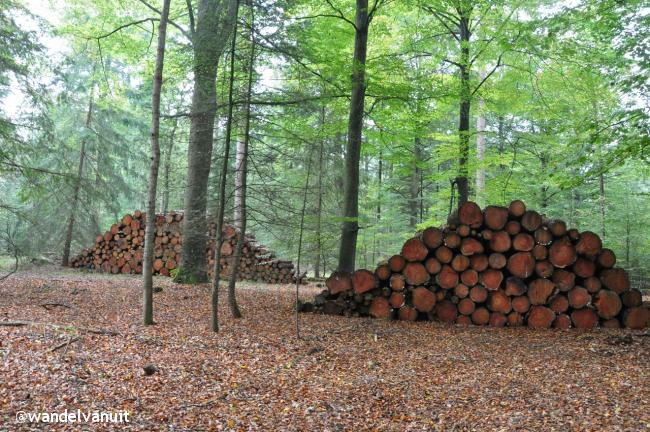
456, 12, 471, 206
338, 0, 370, 273
143, 0, 171, 326
177, 0, 238, 284
227, 2, 255, 319
540, 153, 548, 211
61, 87, 94, 267
599, 175, 606, 239
211, 0, 240, 332
409, 138, 422, 228
475, 82, 486, 206
314, 106, 325, 278
161, 120, 177, 214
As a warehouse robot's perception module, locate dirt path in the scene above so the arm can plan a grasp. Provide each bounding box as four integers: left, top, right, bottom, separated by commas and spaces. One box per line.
1, 269, 649, 430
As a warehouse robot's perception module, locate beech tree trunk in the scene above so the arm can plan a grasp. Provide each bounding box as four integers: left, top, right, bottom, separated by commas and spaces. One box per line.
143, 0, 171, 326
314, 106, 325, 278
177, 0, 238, 284
227, 2, 255, 319
456, 11, 471, 206
475, 75, 486, 206
338, 0, 370, 273
161, 119, 177, 215
211, 0, 240, 332
61, 86, 94, 267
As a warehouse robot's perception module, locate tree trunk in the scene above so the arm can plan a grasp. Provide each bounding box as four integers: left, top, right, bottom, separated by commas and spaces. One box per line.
177, 0, 238, 284
314, 106, 325, 278
475, 77, 486, 206
161, 119, 177, 215
338, 0, 370, 273
599, 173, 606, 239
143, 0, 171, 326
227, 2, 255, 319
409, 138, 422, 228
456, 12, 471, 206
61, 86, 94, 267
211, 0, 240, 332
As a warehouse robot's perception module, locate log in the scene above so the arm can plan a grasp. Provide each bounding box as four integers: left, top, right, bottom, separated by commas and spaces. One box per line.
507, 252, 535, 279
583, 276, 602, 293
549, 295, 569, 313
528, 306, 555, 329
568, 286, 591, 309
552, 269, 575, 292
623, 307, 650, 329
571, 308, 599, 329
528, 279, 557, 305
535, 260, 554, 278
621, 289, 642, 308
508, 199, 526, 217
388, 255, 406, 272
435, 300, 458, 323
549, 237, 577, 268
470, 254, 489, 272
593, 290, 622, 319
469, 285, 488, 303
505, 277, 528, 297
507, 311, 524, 327
451, 254, 470, 272
471, 307, 490, 325
444, 231, 462, 249
505, 220, 521, 235
457, 224, 471, 237
458, 298, 476, 315
456, 315, 472, 326
575, 231, 602, 257
490, 231, 512, 253
488, 253, 507, 270
435, 246, 453, 263
458, 201, 484, 227
553, 314, 572, 329
424, 257, 442, 275
597, 248, 616, 268
389, 292, 406, 308
512, 233, 534, 251
369, 297, 392, 319
600, 268, 630, 294
412, 287, 436, 312
521, 210, 542, 232
511, 296, 531, 313
454, 283, 470, 298
480, 269, 503, 291
573, 258, 596, 278
402, 237, 429, 262
436, 265, 458, 289
460, 238, 484, 256
398, 306, 418, 321
403, 262, 430, 286
602, 318, 621, 329
534, 227, 553, 246
422, 227, 443, 249
547, 219, 567, 237
489, 312, 507, 327
460, 269, 479, 287
352, 269, 379, 294
327, 272, 352, 295
484, 205, 509, 230
375, 264, 391, 281
487, 290, 511, 314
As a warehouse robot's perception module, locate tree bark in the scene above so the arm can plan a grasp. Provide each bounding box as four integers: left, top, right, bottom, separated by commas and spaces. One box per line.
143, 0, 171, 326
475, 75, 486, 206
456, 10, 471, 206
338, 0, 370, 273
227, 2, 255, 319
211, 0, 240, 332
161, 119, 177, 215
599, 173, 606, 239
409, 138, 422, 228
314, 106, 325, 278
177, 0, 238, 284
61, 86, 94, 267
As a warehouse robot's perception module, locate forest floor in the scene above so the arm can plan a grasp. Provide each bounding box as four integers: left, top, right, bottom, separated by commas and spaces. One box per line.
1, 268, 649, 431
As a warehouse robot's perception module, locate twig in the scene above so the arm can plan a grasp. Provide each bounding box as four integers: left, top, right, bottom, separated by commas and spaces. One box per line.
0, 321, 119, 336
41, 302, 72, 310
50, 336, 80, 353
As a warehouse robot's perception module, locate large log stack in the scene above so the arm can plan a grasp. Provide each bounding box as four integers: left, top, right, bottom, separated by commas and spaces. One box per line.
310, 200, 649, 330
70, 211, 305, 284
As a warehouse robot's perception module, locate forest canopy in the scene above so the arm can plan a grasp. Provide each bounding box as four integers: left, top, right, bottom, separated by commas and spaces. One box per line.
0, 0, 648, 282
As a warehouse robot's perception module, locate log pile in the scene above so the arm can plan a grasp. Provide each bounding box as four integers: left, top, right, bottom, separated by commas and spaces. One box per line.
309, 200, 649, 329
70, 210, 305, 284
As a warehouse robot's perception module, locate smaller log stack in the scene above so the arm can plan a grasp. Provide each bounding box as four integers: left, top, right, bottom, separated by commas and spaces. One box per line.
70, 211, 305, 284
308, 200, 649, 330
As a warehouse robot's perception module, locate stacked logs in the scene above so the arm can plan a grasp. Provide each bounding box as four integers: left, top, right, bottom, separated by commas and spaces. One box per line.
310, 200, 649, 329
70, 210, 305, 284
